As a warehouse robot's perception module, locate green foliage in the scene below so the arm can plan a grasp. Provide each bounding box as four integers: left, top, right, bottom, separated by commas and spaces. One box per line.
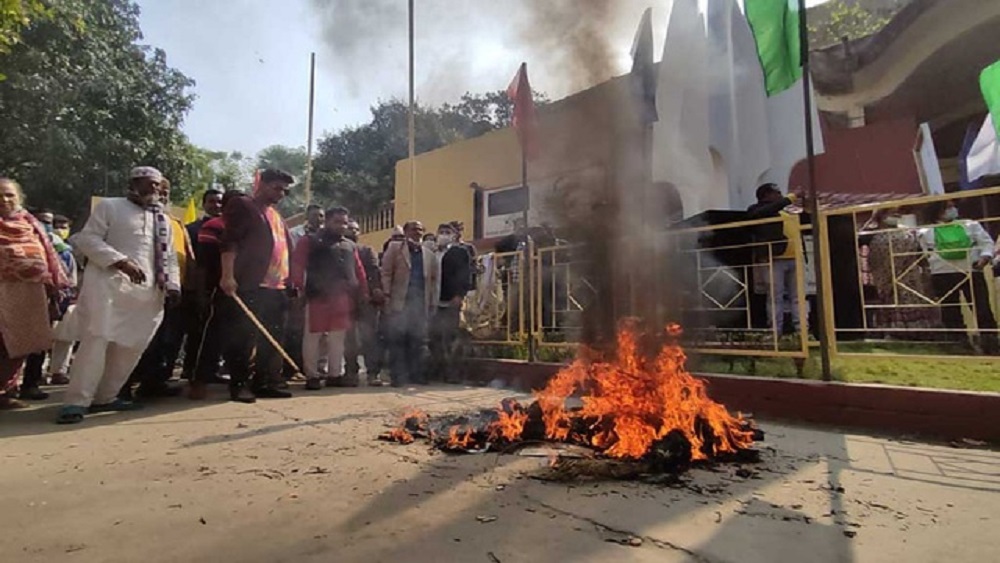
0, 0, 195, 213
808, 0, 895, 49
311, 90, 548, 215
0, 0, 51, 64
255, 144, 308, 215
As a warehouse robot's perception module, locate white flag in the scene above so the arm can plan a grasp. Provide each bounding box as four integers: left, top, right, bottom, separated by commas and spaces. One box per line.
652, 0, 716, 216
706, 0, 771, 211
758, 76, 826, 190
966, 114, 1000, 182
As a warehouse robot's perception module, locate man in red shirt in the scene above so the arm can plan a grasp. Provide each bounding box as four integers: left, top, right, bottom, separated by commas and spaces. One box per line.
219, 169, 295, 403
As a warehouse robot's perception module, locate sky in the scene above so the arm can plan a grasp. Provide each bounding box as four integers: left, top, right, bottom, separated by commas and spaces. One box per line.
137, 0, 831, 157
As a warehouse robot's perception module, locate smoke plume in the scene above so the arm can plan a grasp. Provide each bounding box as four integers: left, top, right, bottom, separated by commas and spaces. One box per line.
309, 0, 652, 103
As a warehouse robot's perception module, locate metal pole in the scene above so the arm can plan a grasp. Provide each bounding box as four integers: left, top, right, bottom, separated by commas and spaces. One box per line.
408, 0, 417, 218
798, 0, 833, 381
304, 52, 316, 206
521, 146, 536, 362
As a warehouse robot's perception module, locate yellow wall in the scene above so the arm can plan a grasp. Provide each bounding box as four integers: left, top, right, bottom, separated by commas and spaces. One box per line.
393, 127, 522, 234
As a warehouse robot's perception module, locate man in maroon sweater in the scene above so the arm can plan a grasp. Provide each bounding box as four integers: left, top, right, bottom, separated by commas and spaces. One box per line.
219, 169, 295, 403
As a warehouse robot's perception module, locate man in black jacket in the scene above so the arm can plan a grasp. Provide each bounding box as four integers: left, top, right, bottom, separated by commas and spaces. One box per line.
428, 222, 472, 383
747, 183, 801, 334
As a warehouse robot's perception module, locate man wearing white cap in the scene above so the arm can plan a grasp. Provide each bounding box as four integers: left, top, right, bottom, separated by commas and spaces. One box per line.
56, 166, 180, 424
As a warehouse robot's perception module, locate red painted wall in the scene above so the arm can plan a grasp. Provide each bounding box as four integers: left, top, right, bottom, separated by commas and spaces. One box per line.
790, 117, 923, 195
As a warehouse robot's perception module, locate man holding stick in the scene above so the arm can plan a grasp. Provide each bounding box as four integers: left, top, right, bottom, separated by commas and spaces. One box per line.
219, 169, 295, 403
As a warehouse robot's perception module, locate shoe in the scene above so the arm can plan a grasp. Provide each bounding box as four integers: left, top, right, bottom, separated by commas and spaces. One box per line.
48, 373, 71, 385
187, 382, 208, 401
136, 382, 183, 399
305, 378, 323, 391
201, 374, 230, 385
229, 386, 257, 404
368, 377, 385, 387
18, 387, 50, 401
276, 380, 290, 390
253, 387, 292, 399
325, 376, 346, 388
89, 399, 144, 413
0, 397, 30, 410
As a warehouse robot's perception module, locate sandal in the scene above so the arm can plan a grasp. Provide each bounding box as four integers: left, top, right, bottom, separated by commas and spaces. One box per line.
88, 399, 144, 414
56, 405, 87, 424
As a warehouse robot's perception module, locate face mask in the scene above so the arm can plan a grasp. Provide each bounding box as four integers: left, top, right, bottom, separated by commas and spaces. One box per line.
55, 228, 70, 239
943, 207, 959, 222
437, 233, 454, 247
883, 216, 900, 228
42, 223, 53, 234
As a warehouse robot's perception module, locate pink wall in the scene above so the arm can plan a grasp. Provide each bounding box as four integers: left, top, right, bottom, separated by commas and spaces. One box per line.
790, 117, 923, 195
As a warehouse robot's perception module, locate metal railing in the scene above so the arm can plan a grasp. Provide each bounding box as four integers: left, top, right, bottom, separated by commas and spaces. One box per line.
464, 186, 1000, 367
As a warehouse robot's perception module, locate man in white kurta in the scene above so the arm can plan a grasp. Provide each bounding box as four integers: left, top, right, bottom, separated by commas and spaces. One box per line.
58, 167, 179, 422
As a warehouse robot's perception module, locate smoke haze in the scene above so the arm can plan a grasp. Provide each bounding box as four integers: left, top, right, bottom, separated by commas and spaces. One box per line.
310, 0, 661, 104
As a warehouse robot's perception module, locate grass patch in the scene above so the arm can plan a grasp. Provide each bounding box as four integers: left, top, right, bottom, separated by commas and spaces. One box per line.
469, 340, 1000, 393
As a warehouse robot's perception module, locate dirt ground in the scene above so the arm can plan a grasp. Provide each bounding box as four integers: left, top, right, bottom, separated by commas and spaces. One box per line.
1, 384, 998, 563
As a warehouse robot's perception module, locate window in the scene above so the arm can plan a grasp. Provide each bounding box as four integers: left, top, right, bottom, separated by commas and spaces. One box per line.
487, 186, 528, 217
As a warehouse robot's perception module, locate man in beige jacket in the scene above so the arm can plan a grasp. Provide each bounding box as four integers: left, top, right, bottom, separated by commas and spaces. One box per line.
380, 221, 437, 386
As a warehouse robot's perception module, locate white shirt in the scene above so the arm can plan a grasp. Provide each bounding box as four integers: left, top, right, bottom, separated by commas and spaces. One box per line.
917, 219, 995, 275
69, 198, 178, 348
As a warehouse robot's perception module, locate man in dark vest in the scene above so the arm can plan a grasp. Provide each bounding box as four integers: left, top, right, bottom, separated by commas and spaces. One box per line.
290, 206, 369, 390
344, 220, 386, 386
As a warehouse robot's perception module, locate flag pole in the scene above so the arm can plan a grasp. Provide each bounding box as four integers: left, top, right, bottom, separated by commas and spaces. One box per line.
408, 0, 417, 218
304, 52, 316, 207
798, 0, 833, 381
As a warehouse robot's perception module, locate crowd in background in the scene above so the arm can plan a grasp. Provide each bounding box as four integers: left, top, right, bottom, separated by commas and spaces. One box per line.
0, 168, 476, 422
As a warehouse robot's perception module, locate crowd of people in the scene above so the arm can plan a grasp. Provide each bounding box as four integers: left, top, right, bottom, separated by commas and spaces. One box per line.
0, 167, 476, 422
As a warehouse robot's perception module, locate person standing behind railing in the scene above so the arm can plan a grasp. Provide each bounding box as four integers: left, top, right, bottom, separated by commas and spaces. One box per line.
917, 200, 997, 355
747, 184, 801, 336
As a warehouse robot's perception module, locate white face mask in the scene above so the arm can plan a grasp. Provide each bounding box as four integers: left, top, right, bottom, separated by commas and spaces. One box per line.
883, 216, 900, 228
437, 233, 455, 247
943, 207, 959, 222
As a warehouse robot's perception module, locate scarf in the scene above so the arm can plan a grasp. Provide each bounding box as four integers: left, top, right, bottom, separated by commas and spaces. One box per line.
127, 193, 170, 290
0, 208, 70, 288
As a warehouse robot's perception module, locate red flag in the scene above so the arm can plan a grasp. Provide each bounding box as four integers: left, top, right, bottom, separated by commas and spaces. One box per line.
507, 62, 539, 160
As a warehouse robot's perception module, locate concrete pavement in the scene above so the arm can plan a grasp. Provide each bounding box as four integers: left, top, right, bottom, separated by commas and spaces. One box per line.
1, 384, 998, 562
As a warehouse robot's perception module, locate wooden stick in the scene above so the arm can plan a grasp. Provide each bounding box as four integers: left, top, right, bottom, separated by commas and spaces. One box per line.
230, 292, 303, 376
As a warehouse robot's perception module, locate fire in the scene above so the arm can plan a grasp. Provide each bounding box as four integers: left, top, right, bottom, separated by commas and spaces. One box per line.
382, 321, 754, 464
487, 398, 529, 442
534, 320, 753, 460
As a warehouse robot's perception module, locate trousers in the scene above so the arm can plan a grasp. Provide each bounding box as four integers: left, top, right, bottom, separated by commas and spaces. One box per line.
227, 288, 287, 390
932, 271, 998, 353
63, 337, 146, 407
303, 328, 346, 380
428, 306, 462, 383
766, 259, 799, 334
387, 300, 427, 386
345, 303, 381, 379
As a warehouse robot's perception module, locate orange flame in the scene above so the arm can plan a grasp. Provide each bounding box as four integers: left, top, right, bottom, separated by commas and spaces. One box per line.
534, 321, 753, 460
488, 408, 529, 442
445, 426, 476, 449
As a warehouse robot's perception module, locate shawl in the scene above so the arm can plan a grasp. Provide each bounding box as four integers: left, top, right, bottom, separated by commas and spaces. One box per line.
0, 209, 70, 288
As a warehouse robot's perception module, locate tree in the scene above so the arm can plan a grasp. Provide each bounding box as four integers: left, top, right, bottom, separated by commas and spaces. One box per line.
808, 0, 896, 50
311, 90, 548, 215
0, 0, 50, 64
255, 144, 308, 215
0, 0, 196, 214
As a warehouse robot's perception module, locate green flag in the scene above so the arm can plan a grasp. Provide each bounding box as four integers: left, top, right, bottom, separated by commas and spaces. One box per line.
981, 59, 1000, 137
745, 0, 802, 97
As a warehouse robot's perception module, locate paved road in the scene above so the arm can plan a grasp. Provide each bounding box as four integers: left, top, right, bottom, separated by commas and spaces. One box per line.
2, 384, 998, 562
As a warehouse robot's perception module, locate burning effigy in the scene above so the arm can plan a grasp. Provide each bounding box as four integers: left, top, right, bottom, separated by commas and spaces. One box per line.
380, 321, 759, 475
